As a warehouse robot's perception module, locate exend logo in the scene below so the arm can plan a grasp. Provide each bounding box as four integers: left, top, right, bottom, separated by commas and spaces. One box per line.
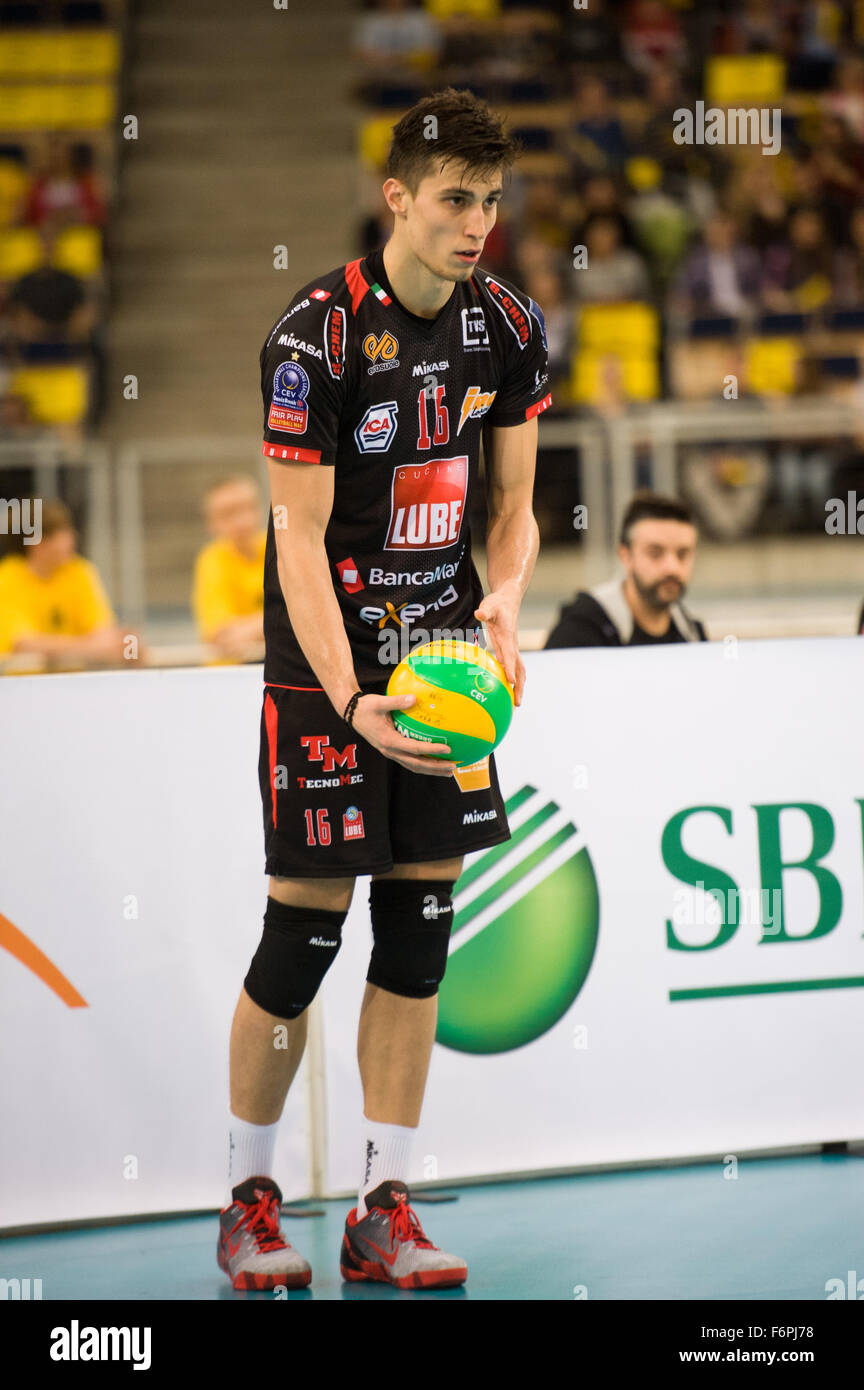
437, 784, 599, 1053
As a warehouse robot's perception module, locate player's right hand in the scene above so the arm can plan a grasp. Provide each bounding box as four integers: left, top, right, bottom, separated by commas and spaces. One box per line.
351, 693, 458, 777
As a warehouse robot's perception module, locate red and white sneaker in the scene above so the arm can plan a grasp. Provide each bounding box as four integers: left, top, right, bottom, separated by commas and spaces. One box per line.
217, 1176, 311, 1291
341, 1180, 467, 1289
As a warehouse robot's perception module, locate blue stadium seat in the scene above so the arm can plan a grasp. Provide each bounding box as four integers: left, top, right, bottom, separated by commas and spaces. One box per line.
62, 2, 107, 23
687, 316, 739, 339
756, 312, 810, 336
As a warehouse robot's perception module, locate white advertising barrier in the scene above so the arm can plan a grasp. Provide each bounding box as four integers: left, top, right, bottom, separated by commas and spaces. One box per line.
0, 668, 309, 1229
2, 641, 864, 1227
322, 638, 864, 1194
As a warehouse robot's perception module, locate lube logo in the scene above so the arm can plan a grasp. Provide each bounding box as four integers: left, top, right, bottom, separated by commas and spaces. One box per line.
437, 785, 599, 1053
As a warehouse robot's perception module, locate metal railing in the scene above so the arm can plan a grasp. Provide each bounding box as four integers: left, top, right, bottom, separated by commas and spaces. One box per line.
3, 396, 862, 649
0, 438, 114, 595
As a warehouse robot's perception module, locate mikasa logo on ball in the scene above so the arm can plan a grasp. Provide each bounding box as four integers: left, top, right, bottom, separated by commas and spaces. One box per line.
385, 458, 467, 551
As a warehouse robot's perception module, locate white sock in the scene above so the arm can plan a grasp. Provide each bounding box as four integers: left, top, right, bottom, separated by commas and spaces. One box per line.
226, 1110, 280, 1208
357, 1116, 416, 1217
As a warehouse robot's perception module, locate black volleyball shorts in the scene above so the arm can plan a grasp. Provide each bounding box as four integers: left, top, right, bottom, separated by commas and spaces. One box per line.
258, 679, 511, 878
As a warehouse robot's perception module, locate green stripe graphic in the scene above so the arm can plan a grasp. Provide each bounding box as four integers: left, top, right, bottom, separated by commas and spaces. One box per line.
671, 974, 864, 1001
453, 822, 578, 929
454, 799, 560, 897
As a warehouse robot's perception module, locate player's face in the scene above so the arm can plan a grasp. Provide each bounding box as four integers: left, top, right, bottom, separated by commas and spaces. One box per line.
619, 519, 698, 609
401, 164, 503, 283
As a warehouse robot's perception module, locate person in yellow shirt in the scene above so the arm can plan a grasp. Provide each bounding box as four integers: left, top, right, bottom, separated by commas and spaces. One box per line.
0, 499, 133, 668
193, 474, 266, 661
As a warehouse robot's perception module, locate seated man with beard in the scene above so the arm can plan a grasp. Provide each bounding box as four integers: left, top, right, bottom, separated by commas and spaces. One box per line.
545, 492, 707, 647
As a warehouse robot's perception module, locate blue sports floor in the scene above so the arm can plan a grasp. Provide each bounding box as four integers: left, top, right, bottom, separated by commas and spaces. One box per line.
2, 1155, 861, 1301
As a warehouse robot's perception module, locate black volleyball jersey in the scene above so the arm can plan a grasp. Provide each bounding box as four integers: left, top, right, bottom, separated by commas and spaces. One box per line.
259, 247, 552, 689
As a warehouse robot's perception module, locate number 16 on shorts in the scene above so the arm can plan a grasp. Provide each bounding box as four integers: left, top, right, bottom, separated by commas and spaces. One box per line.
303, 806, 366, 844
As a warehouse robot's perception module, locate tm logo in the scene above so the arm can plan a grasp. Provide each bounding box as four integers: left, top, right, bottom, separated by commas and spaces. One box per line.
437, 785, 599, 1053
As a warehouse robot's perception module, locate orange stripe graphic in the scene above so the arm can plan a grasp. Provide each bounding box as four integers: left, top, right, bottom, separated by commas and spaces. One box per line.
0, 911, 88, 1008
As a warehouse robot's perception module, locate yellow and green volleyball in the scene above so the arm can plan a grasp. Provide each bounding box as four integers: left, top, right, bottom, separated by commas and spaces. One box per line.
386, 639, 515, 767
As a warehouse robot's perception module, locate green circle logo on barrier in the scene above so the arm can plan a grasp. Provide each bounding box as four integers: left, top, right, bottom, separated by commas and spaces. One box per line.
436, 784, 600, 1054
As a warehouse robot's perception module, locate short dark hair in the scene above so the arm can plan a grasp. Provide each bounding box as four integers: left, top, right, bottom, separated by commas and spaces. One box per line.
39, 499, 76, 540
385, 87, 520, 196
619, 492, 696, 547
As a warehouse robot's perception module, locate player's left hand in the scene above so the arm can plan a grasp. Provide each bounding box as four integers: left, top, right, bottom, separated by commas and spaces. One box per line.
474, 584, 525, 707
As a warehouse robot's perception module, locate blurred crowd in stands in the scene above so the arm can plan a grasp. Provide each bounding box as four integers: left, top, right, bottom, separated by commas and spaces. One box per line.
0, 4, 116, 443
355, 0, 864, 539
4, 0, 864, 673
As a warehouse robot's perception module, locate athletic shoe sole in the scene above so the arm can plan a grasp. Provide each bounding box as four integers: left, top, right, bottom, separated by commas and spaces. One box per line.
217, 1242, 312, 1290
339, 1233, 467, 1289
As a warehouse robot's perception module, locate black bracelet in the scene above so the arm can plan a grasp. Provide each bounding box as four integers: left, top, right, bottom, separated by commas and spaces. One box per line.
343, 689, 364, 727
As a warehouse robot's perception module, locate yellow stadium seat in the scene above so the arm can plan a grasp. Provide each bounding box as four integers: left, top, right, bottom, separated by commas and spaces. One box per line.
572, 348, 659, 404
51, 225, 102, 278
0, 226, 43, 279
425, 0, 499, 16
0, 30, 119, 79
705, 55, 786, 105
11, 366, 89, 426
744, 338, 801, 395
359, 113, 401, 168
0, 83, 115, 131
577, 301, 660, 354
0, 158, 29, 228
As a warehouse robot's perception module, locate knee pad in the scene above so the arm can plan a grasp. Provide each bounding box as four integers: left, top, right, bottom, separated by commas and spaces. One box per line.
366, 877, 456, 999
244, 898, 347, 1019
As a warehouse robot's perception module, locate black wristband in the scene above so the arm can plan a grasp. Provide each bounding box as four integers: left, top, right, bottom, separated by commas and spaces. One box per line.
343, 689, 364, 728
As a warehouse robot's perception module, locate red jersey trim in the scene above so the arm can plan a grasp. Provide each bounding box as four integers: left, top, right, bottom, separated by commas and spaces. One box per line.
262, 440, 322, 464
263, 690, 279, 829
344, 258, 370, 316
264, 682, 325, 691
525, 392, 553, 420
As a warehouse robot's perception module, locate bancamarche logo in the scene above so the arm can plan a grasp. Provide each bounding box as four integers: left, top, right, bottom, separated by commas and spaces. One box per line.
0, 912, 87, 1007
438, 784, 600, 1053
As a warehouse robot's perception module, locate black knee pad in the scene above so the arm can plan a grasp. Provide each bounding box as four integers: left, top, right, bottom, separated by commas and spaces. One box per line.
244, 898, 347, 1019
366, 877, 456, 999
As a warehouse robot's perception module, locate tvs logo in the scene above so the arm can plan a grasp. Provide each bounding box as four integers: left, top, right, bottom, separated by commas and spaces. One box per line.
354, 401, 398, 453
484, 279, 530, 348
385, 457, 467, 551
268, 360, 310, 434
343, 805, 365, 840
336, 556, 364, 593
326, 305, 346, 380
363, 331, 400, 374
300, 735, 357, 772
461, 306, 489, 350
457, 386, 497, 435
